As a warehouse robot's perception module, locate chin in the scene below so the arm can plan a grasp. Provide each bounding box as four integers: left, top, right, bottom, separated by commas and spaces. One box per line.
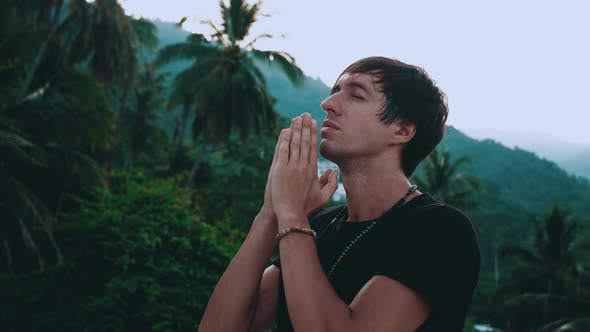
319, 140, 341, 163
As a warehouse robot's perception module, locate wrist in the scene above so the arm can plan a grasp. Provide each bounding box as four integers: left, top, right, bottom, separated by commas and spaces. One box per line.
253, 212, 278, 240
257, 207, 276, 221
276, 211, 308, 229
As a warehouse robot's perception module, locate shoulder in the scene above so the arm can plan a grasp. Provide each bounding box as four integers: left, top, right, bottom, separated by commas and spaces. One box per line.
409, 194, 479, 248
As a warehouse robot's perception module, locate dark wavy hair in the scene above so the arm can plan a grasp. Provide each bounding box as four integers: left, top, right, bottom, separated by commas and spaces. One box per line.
339, 56, 449, 177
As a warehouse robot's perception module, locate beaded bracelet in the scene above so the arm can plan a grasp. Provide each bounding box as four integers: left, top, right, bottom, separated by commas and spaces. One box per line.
275, 226, 317, 241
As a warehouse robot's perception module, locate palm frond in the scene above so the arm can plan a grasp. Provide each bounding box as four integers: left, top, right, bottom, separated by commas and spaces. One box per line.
249, 49, 304, 86
445, 154, 471, 179
244, 33, 273, 49
0, 129, 35, 148
200, 19, 224, 43
540, 316, 590, 332
0, 169, 66, 270
0, 129, 45, 166
130, 17, 158, 50
221, 0, 262, 43
155, 36, 211, 66
72, 151, 107, 189
501, 246, 543, 266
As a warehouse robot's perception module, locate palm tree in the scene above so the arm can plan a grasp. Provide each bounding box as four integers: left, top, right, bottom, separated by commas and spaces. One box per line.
6, 0, 158, 171
63, 0, 150, 84
498, 204, 590, 331
1, 68, 114, 273
412, 147, 481, 210
12, 0, 66, 102
156, 0, 304, 188
124, 65, 169, 170
0, 2, 115, 272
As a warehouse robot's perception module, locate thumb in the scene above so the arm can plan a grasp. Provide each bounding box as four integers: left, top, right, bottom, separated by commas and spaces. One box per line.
321, 170, 339, 197
318, 169, 332, 186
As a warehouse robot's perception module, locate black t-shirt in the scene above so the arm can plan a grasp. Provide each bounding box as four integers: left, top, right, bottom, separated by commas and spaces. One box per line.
272, 193, 480, 332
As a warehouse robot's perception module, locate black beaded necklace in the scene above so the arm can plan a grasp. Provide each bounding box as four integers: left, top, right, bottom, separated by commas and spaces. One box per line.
315, 185, 418, 279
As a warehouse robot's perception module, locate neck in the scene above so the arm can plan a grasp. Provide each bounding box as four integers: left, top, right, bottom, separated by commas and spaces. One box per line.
338, 154, 422, 222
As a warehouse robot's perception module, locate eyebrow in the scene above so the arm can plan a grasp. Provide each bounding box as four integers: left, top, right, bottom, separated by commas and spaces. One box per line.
331, 79, 372, 95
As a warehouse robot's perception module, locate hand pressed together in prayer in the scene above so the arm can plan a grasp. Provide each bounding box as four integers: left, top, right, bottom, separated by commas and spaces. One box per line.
268, 113, 339, 228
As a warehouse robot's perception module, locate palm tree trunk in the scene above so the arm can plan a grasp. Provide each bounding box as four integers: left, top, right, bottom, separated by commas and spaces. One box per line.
184, 139, 210, 189
106, 80, 132, 185
116, 81, 131, 153
173, 102, 190, 146
17, 0, 64, 101
17, 40, 49, 101
179, 102, 191, 144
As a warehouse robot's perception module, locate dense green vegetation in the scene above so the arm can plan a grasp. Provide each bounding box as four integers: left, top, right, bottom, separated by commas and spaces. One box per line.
1, 1, 589, 331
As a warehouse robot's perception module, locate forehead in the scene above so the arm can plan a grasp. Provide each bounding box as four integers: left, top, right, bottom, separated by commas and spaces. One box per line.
333, 72, 383, 93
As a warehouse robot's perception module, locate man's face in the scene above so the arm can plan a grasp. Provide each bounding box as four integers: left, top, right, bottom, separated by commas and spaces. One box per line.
319, 72, 394, 162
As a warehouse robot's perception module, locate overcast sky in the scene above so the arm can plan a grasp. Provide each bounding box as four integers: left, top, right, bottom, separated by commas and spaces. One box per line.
122, 0, 590, 145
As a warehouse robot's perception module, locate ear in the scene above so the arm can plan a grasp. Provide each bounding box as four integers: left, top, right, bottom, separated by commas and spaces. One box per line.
389, 119, 416, 145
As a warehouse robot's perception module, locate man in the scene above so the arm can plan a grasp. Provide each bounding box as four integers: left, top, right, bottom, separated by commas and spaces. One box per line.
199, 56, 480, 332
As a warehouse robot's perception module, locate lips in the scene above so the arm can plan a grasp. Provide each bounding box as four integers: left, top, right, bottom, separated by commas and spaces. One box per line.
320, 120, 339, 138
321, 120, 339, 130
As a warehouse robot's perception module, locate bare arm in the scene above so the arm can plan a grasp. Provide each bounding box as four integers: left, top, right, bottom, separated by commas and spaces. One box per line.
198, 212, 278, 332
200, 115, 338, 332
199, 130, 287, 332
278, 228, 430, 332
271, 114, 430, 331
247, 265, 280, 332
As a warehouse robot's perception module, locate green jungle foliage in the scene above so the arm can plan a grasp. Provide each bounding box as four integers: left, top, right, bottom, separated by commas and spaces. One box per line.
1, 1, 589, 331
1, 171, 244, 331
494, 204, 590, 331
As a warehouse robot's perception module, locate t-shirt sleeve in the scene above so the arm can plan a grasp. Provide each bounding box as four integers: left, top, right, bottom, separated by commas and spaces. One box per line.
374, 205, 480, 315
271, 207, 337, 269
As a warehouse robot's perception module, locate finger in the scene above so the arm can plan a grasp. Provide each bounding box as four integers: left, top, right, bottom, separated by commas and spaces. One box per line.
310, 118, 318, 174
300, 113, 312, 164
278, 128, 291, 165
319, 169, 332, 186
321, 170, 339, 198
290, 116, 302, 162
271, 129, 284, 167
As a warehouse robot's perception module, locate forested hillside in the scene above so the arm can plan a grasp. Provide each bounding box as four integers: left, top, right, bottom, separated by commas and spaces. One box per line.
152, 19, 590, 221
152, 20, 590, 216
442, 127, 590, 218
2, 4, 588, 331
152, 13, 590, 290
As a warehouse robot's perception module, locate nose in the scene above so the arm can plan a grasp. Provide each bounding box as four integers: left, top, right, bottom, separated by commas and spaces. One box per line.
321, 93, 339, 115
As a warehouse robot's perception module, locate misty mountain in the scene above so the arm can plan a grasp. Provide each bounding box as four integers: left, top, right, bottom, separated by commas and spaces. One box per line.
149, 19, 590, 278
441, 127, 590, 217
151, 19, 330, 119
151, 19, 590, 222
462, 127, 590, 180
564, 148, 590, 180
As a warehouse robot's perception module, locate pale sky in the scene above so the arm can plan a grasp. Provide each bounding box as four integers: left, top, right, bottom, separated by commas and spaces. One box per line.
122, 0, 590, 145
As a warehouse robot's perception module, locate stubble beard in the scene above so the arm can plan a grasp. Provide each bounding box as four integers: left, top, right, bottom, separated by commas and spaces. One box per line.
319, 139, 348, 166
